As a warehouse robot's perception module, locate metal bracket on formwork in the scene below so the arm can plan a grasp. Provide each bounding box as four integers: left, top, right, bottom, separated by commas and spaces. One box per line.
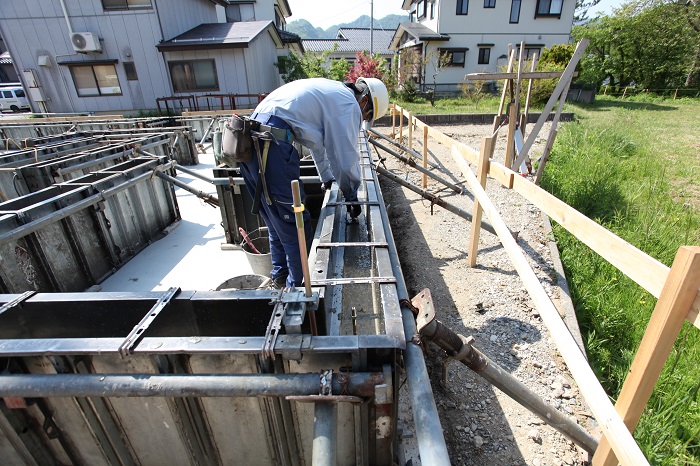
262, 301, 285, 359
374, 364, 394, 405
118, 287, 180, 357
279, 288, 320, 334
285, 369, 363, 404
0, 291, 37, 318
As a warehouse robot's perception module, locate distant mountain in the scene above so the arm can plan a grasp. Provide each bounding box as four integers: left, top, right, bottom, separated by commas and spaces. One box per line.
288, 14, 408, 39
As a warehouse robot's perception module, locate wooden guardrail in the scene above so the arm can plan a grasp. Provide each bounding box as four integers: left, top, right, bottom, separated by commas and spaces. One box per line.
389, 103, 700, 465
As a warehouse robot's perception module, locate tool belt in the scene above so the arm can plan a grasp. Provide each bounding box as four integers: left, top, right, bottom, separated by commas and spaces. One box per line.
222, 114, 259, 163
222, 114, 295, 165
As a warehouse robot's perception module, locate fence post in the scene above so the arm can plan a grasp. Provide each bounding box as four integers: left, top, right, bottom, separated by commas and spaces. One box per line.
622, 86, 628, 98
468, 136, 494, 267
674, 88, 679, 100
392, 104, 396, 137
422, 126, 429, 189
504, 103, 517, 169
408, 112, 413, 152
398, 107, 404, 141
592, 246, 700, 466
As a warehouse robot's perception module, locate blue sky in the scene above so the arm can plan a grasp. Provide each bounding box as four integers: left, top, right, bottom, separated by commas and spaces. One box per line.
288, 0, 407, 29
287, 0, 626, 29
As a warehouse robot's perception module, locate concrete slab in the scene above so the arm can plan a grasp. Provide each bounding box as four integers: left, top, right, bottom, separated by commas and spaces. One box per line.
99, 149, 255, 292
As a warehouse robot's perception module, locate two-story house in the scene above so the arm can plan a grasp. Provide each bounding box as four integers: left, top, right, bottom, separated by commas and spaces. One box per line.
0, 0, 302, 114
392, 0, 576, 93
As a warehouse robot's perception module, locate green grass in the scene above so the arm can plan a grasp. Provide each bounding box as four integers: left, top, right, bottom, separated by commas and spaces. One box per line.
393, 95, 505, 115
539, 95, 700, 464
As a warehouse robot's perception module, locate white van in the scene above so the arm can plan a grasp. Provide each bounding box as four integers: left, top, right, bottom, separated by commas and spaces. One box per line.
0, 85, 30, 112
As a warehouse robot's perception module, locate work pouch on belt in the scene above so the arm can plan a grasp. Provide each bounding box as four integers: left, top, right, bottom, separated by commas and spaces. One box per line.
222, 114, 260, 164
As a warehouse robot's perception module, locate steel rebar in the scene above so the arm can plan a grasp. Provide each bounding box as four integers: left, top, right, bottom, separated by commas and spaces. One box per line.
376, 164, 498, 237
369, 138, 463, 194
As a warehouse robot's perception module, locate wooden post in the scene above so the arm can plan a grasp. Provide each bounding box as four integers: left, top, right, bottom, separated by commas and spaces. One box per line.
392, 104, 396, 136
514, 42, 525, 119
521, 53, 539, 137
674, 88, 679, 100
622, 86, 628, 98
399, 107, 404, 141
468, 136, 494, 267
422, 126, 429, 189
592, 246, 700, 466
408, 112, 413, 152
493, 48, 517, 133
504, 103, 517, 169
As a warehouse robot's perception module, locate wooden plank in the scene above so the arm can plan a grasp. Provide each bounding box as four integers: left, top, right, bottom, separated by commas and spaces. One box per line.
510, 39, 588, 171
521, 53, 539, 137
592, 247, 700, 466
422, 126, 428, 189
466, 71, 580, 80
504, 104, 517, 168
450, 144, 651, 466
492, 48, 516, 133
468, 136, 493, 267
510, 175, 669, 298
690, 292, 700, 329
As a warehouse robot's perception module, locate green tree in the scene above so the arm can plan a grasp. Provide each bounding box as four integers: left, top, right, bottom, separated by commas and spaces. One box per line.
328, 58, 351, 82
572, 0, 697, 91
275, 46, 342, 83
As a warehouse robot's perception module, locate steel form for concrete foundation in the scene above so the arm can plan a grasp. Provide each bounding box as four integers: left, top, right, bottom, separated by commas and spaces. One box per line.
0, 121, 448, 465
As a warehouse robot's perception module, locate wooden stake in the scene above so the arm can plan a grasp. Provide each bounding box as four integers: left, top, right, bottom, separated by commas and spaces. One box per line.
493, 48, 517, 133
592, 246, 700, 466
399, 107, 404, 141
504, 103, 517, 169
521, 52, 539, 136
468, 136, 494, 267
451, 144, 650, 466
408, 112, 413, 152
392, 104, 396, 136
422, 126, 429, 189
511, 38, 588, 171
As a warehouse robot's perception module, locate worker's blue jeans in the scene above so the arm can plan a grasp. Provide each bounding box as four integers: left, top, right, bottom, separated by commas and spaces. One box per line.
239, 114, 313, 288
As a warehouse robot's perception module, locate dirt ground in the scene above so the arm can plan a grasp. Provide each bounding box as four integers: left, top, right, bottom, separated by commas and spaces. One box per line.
373, 122, 598, 466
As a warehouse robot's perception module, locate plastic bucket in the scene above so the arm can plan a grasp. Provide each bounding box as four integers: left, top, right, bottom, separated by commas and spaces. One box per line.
241, 228, 272, 276
216, 274, 269, 291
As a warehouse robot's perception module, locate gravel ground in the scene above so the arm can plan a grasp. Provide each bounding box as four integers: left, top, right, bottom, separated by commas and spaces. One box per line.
373, 122, 598, 466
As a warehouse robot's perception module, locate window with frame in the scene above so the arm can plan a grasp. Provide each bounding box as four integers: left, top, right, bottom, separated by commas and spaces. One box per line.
102, 0, 151, 10
168, 60, 219, 93
124, 62, 138, 80
484, 0, 496, 8
417, 0, 427, 19
69, 64, 122, 97
516, 47, 541, 60
478, 48, 490, 64
439, 49, 467, 67
510, 0, 521, 23
430, 2, 435, 18
536, 0, 563, 16
457, 0, 469, 15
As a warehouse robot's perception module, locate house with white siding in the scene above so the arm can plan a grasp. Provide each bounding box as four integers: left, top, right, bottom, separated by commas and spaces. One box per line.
0, 0, 302, 114
392, 0, 575, 93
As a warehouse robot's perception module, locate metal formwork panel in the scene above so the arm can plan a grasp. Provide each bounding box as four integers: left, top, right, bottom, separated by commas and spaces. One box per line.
0, 130, 446, 465
0, 158, 179, 293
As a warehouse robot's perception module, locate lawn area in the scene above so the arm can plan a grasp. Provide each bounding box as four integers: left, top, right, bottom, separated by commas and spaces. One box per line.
541, 95, 700, 464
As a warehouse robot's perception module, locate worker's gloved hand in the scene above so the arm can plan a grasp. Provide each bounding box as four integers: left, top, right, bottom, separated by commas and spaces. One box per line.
321, 179, 335, 193
347, 203, 362, 219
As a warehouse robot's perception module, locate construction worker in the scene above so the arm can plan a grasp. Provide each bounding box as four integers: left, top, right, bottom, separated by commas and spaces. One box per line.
239, 77, 389, 288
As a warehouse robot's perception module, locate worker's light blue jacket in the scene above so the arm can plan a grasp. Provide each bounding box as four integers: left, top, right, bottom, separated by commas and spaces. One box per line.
254, 78, 362, 201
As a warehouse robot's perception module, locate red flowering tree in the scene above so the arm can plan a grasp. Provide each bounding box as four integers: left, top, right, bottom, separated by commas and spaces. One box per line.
345, 51, 389, 82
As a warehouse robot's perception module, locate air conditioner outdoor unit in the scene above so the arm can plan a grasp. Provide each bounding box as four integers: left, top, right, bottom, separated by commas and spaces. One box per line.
71, 32, 102, 53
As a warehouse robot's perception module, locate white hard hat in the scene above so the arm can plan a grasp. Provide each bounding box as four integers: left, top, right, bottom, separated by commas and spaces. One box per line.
356, 77, 389, 124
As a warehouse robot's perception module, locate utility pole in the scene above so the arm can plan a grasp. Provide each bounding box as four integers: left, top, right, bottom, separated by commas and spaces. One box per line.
370, 0, 374, 55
